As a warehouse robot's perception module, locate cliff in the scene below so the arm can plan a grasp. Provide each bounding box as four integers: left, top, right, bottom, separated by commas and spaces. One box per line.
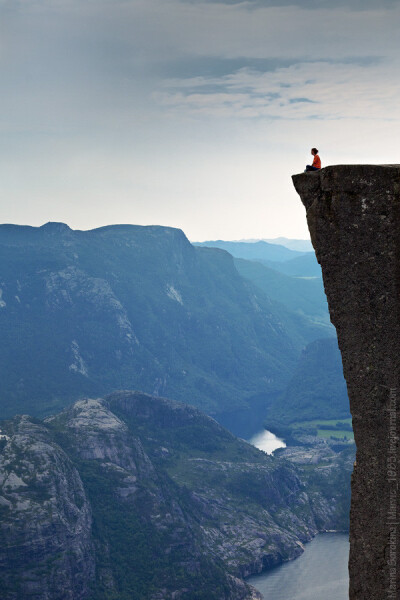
293, 165, 400, 599
0, 416, 94, 599
0, 391, 352, 599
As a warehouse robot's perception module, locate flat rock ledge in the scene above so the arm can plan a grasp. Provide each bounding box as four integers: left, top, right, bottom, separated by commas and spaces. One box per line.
293, 165, 400, 600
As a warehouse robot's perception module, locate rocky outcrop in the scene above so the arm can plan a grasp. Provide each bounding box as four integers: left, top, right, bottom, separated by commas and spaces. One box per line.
293, 165, 400, 599
0, 416, 94, 599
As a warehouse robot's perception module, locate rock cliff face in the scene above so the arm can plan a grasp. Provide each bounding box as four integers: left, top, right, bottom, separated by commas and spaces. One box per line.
293, 165, 400, 599
0, 416, 94, 599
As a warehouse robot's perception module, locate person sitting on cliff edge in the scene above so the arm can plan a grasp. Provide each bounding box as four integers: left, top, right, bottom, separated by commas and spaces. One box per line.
304, 148, 321, 172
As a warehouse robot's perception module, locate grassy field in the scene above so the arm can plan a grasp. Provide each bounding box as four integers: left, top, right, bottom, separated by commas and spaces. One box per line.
317, 429, 354, 440
292, 418, 354, 441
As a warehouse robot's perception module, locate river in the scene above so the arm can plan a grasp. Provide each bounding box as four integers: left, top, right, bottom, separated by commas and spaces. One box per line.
247, 533, 349, 600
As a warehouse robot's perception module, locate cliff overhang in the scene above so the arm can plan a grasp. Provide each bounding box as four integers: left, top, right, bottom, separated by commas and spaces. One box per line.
293, 164, 400, 599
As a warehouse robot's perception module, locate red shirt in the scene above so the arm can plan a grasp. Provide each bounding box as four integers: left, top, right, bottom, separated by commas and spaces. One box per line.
312, 154, 321, 169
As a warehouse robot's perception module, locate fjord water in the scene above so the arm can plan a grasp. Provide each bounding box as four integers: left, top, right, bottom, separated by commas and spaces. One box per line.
248, 429, 286, 454
247, 533, 349, 600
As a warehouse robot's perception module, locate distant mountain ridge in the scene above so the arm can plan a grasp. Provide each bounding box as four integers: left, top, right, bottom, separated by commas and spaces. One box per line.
193, 239, 309, 262
260, 253, 322, 279
265, 237, 313, 252
0, 222, 327, 425
219, 238, 313, 253
193, 239, 321, 278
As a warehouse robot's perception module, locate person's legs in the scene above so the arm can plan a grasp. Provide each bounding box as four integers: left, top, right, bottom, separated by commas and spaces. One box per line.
305, 165, 318, 172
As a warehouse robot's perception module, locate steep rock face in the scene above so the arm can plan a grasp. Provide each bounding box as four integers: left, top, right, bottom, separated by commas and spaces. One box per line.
49, 397, 152, 474
293, 165, 400, 599
0, 416, 94, 599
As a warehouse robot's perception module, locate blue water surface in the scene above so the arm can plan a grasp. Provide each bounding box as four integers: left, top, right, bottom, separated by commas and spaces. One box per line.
247, 533, 349, 600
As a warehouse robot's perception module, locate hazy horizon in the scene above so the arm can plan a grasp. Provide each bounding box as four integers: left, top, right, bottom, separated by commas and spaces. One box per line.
0, 219, 311, 244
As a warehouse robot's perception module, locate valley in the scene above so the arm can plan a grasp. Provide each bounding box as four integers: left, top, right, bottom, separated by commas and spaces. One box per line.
0, 225, 353, 599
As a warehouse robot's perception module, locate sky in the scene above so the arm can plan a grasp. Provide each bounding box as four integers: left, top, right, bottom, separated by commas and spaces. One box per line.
1, 0, 400, 241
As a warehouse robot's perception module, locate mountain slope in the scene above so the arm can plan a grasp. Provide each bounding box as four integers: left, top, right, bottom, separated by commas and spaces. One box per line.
193, 238, 321, 279
0, 390, 352, 600
266, 338, 350, 427
234, 257, 330, 325
260, 253, 321, 278
0, 223, 325, 421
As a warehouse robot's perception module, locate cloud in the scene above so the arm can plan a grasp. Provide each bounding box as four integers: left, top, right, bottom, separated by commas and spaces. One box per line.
182, 0, 399, 9
1, 0, 399, 129
155, 56, 400, 121
289, 98, 317, 104
1, 0, 400, 239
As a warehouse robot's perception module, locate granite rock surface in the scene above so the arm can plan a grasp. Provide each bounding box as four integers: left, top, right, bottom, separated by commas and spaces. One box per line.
293, 164, 400, 599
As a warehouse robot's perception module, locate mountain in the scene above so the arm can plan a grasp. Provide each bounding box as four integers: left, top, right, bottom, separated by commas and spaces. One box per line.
260, 253, 322, 278
234, 257, 330, 325
0, 222, 326, 425
232, 259, 350, 429
193, 239, 321, 278
266, 338, 350, 427
193, 240, 308, 262
0, 390, 353, 600
264, 238, 313, 252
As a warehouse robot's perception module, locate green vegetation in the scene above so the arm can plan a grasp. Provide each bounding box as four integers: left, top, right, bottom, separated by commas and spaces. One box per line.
79, 455, 253, 600
317, 430, 352, 440
48, 399, 255, 599
234, 257, 330, 325
79, 460, 225, 600
266, 338, 351, 428
290, 418, 354, 440
109, 391, 352, 530
292, 418, 353, 428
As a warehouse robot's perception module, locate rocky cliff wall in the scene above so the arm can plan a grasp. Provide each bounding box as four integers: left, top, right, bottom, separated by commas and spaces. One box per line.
293, 165, 400, 599
0, 416, 95, 599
